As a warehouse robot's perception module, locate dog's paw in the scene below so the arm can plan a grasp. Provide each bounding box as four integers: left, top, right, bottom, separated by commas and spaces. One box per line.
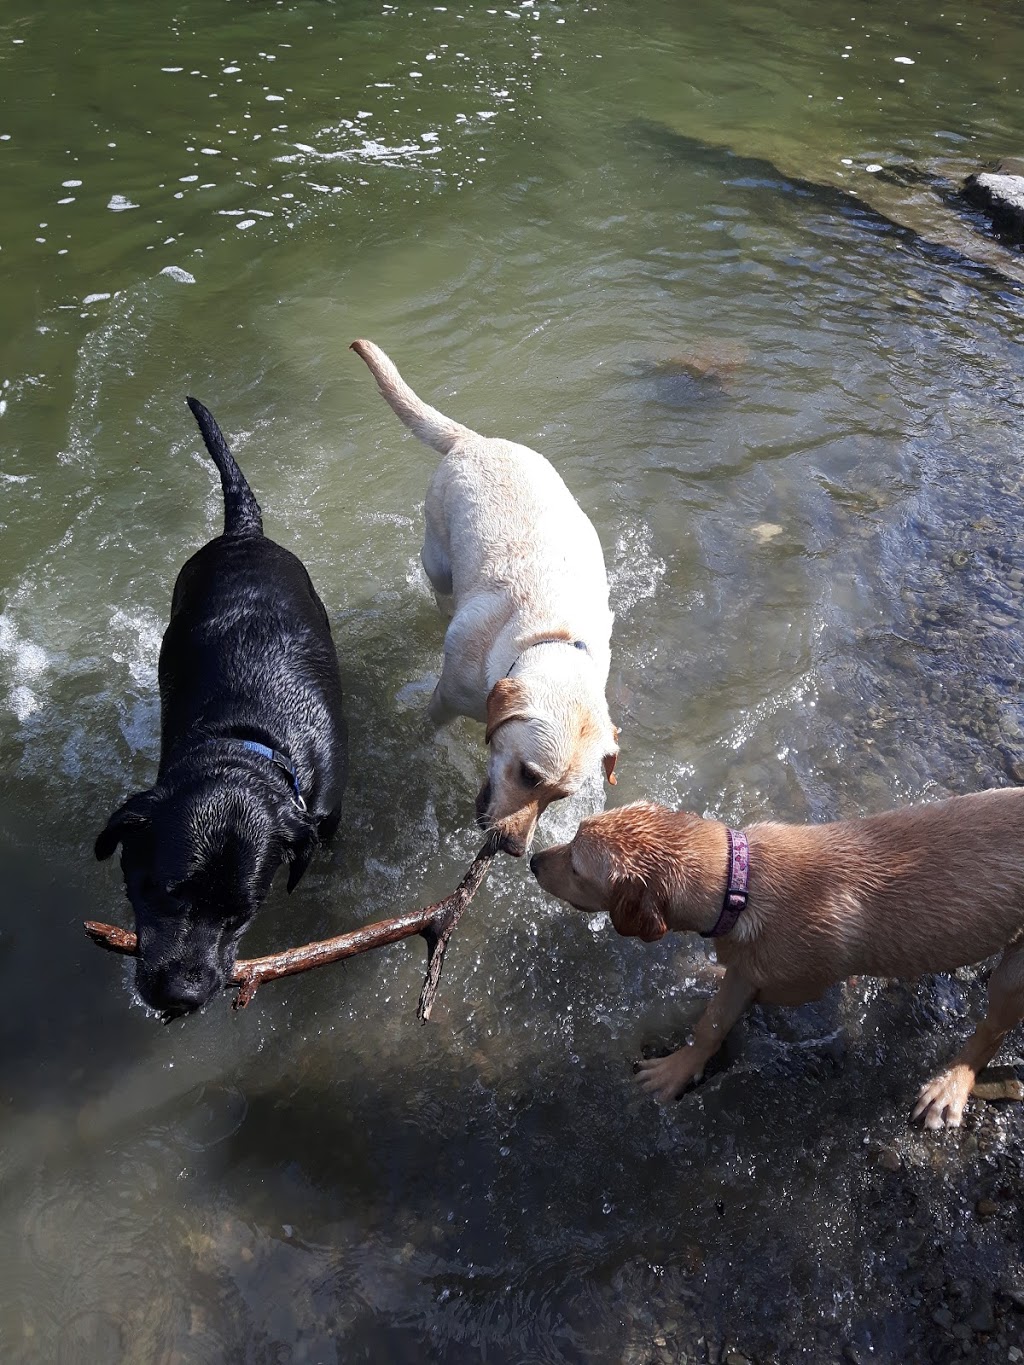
911, 1066, 972, 1130
634, 1048, 704, 1104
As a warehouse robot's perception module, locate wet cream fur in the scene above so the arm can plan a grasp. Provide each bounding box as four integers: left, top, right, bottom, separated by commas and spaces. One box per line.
531, 791, 1024, 1128
351, 339, 618, 854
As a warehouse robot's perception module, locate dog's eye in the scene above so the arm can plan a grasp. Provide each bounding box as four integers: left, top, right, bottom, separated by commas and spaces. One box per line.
519, 763, 542, 789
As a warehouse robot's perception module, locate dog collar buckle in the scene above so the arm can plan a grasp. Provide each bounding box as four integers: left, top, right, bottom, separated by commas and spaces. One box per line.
236, 739, 307, 811
701, 827, 750, 938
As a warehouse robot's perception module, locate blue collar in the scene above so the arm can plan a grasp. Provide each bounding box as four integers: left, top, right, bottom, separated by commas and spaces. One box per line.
506, 637, 589, 678
222, 738, 306, 811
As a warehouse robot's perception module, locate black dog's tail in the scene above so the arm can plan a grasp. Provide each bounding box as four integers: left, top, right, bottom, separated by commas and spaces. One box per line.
186, 396, 263, 538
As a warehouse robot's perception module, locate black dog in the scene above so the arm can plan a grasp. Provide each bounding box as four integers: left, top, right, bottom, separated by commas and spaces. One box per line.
96, 398, 347, 1017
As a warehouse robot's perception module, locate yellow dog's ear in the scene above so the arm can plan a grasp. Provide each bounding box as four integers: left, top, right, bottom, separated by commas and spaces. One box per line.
603, 726, 621, 785
485, 677, 532, 745
607, 875, 667, 942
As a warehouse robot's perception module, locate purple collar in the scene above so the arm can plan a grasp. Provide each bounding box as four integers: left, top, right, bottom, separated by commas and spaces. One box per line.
700, 827, 750, 938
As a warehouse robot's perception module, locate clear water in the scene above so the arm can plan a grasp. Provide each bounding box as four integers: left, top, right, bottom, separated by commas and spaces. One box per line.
2, 1, 1024, 1360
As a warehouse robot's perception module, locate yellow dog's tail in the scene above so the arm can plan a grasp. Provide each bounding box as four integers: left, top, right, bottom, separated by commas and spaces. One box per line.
350, 339, 471, 456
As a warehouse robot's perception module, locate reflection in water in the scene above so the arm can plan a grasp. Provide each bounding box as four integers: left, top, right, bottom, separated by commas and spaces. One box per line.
2, 0, 1024, 1360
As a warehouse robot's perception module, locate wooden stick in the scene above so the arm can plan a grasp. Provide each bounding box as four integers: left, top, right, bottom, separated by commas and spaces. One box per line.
84, 836, 499, 1021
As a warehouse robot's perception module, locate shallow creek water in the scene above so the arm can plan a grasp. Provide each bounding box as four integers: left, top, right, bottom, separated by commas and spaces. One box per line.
2, 1, 1024, 1361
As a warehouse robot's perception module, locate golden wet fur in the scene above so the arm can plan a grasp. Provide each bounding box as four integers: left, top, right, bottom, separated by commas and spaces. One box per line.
351, 338, 619, 855
530, 792, 1024, 1127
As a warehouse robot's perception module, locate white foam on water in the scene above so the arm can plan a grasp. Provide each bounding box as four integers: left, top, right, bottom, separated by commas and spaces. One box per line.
0, 613, 49, 681
108, 606, 162, 690
535, 769, 606, 849
10, 684, 42, 721
608, 519, 667, 616
0, 614, 51, 724
61, 286, 151, 466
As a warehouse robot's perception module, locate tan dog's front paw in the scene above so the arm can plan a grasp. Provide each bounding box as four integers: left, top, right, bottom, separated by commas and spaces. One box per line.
912, 1065, 973, 1129
634, 1047, 705, 1103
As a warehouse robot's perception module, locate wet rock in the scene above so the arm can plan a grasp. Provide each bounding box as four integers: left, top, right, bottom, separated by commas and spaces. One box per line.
962, 161, 1024, 247
972, 1067, 1024, 1103
933, 1307, 954, 1330
651, 340, 748, 385
968, 1294, 995, 1333
999, 1273, 1024, 1310
751, 522, 784, 545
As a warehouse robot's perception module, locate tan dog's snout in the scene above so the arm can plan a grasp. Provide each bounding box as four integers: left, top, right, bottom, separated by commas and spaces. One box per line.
529, 840, 592, 909
531, 827, 668, 939
476, 782, 540, 857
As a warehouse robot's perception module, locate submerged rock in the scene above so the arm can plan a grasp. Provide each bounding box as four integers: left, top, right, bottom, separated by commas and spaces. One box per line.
971, 1064, 1024, 1102
636, 341, 749, 407
632, 121, 1024, 288
962, 160, 1024, 247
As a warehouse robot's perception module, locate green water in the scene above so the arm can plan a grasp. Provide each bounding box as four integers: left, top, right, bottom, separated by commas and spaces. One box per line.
2, 1, 1024, 1361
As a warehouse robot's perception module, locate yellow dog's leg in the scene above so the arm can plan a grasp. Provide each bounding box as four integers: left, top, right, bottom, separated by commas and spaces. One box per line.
913, 943, 1024, 1130
635, 967, 756, 1104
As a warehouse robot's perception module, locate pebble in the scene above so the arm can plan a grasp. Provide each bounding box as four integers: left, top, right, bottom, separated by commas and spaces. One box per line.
976, 1198, 1000, 1216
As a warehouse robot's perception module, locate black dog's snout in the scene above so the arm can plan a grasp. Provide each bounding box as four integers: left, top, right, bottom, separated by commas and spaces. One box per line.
529, 854, 540, 877
135, 963, 219, 1018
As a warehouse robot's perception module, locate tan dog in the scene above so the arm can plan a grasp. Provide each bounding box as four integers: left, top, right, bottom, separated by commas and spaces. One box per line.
530, 792, 1024, 1127
352, 339, 619, 856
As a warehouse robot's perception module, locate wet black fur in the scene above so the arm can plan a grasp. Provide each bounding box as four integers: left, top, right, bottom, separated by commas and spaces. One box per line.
95, 398, 347, 1016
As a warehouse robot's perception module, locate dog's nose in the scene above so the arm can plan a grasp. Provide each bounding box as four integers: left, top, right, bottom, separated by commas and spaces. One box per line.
135, 963, 218, 1017
499, 833, 527, 858
529, 854, 540, 876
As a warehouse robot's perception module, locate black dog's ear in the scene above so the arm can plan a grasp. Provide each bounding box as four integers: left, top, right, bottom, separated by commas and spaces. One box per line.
277, 806, 318, 893
286, 836, 318, 893
95, 791, 156, 861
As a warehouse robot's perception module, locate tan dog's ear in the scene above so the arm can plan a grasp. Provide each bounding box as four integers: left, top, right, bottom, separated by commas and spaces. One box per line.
603, 727, 621, 785
485, 677, 531, 745
608, 876, 667, 942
